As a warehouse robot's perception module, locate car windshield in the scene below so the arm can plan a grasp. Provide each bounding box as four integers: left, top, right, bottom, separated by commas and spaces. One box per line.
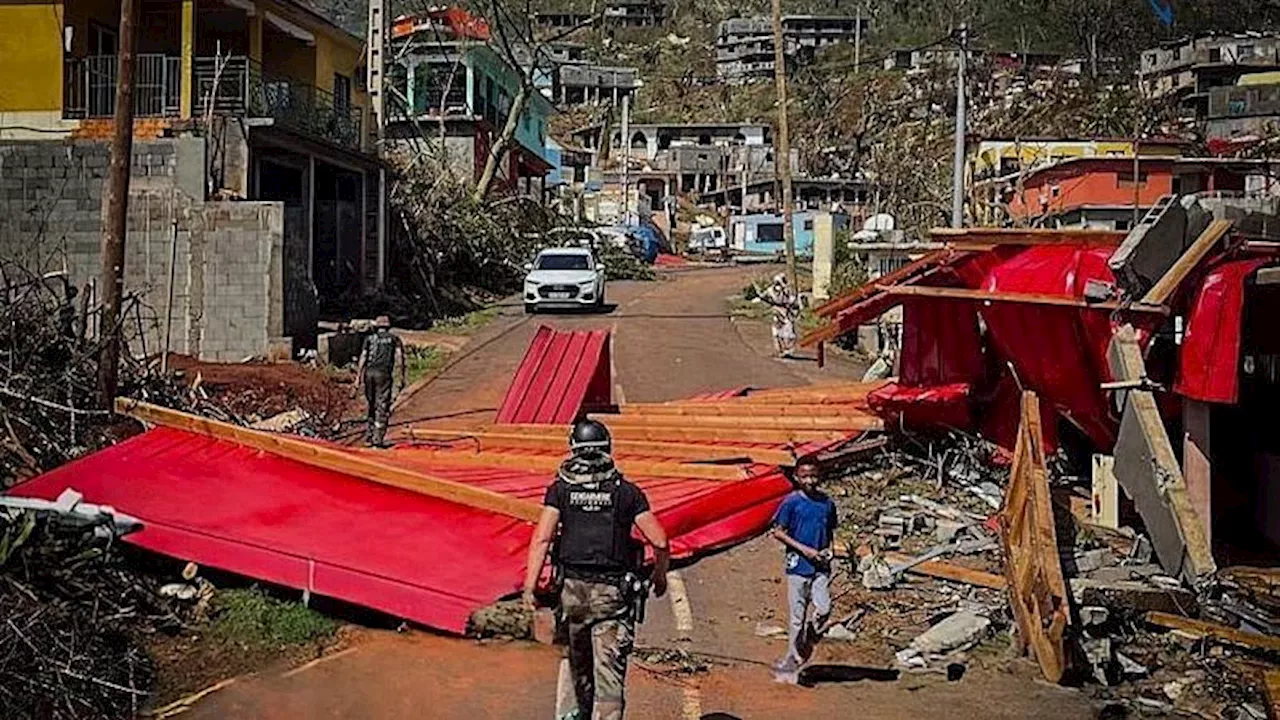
537, 254, 590, 270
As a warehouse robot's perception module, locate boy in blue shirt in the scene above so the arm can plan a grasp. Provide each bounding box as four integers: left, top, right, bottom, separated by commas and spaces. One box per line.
770, 460, 837, 684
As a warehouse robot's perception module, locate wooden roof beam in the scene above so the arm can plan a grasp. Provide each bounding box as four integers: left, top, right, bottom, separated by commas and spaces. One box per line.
882, 285, 1170, 314
589, 413, 885, 432
619, 403, 877, 418
498, 422, 851, 445
931, 227, 1127, 247
398, 427, 799, 465
1142, 218, 1235, 305
116, 399, 541, 522
398, 448, 750, 481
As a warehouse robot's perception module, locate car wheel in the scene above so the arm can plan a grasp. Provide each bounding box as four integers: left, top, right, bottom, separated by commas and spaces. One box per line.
524, 303, 536, 314
597, 285, 606, 307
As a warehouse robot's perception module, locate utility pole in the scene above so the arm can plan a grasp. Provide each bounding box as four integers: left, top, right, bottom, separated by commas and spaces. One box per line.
620, 93, 630, 222
770, 0, 796, 287
950, 23, 968, 229
97, 0, 138, 406
368, 0, 387, 287
854, 3, 862, 75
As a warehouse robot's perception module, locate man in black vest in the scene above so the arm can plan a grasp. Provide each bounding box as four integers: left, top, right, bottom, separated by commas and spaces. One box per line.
523, 419, 670, 720
355, 315, 405, 447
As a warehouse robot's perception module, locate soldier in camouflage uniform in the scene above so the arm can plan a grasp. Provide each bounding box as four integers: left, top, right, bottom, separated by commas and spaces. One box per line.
523, 420, 670, 720
355, 315, 405, 447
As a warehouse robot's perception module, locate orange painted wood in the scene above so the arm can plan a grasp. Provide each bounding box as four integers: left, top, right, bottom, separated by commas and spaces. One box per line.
117, 399, 542, 522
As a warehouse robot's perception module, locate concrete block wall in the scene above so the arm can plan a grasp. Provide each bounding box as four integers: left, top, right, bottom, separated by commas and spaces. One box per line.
0, 138, 284, 363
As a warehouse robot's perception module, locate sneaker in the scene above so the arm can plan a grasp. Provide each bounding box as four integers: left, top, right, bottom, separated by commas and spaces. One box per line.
771, 657, 800, 685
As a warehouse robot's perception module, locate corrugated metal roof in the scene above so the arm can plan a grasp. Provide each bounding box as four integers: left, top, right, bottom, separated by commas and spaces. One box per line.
495, 325, 612, 424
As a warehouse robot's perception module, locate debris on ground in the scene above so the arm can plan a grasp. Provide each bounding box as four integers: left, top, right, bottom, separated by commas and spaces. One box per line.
810, 400, 1277, 717
0, 506, 185, 719
469, 599, 534, 640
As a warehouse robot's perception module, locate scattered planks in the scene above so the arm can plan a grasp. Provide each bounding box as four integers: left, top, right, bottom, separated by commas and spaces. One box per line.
399, 427, 799, 466
846, 544, 1007, 590
394, 448, 750, 481
1146, 611, 1280, 654
588, 413, 884, 432
493, 422, 850, 445
116, 399, 543, 522
999, 391, 1072, 684
619, 403, 875, 418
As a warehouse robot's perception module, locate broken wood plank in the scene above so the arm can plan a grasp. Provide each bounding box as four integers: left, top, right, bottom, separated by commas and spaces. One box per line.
116, 399, 542, 522
1267, 669, 1280, 719
402, 448, 749, 481
619, 403, 876, 418
1142, 219, 1235, 305
398, 427, 799, 465
845, 544, 1007, 590
814, 249, 955, 318
589, 412, 885, 432
495, 422, 849, 445
736, 380, 888, 404
882, 285, 1169, 314
809, 435, 889, 465
931, 227, 1127, 247
1145, 611, 1280, 654
999, 391, 1072, 684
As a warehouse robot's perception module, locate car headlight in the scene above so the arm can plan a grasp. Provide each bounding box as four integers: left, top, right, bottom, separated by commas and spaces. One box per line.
579, 279, 596, 287
525, 279, 540, 287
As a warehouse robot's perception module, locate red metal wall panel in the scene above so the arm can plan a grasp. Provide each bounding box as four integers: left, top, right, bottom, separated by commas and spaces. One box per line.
1175, 258, 1272, 404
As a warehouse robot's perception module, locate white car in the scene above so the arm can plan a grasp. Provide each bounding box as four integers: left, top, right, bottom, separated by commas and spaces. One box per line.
523, 247, 606, 313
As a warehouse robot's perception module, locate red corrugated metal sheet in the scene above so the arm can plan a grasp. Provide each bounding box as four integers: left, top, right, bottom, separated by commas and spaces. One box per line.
9, 425, 839, 634
495, 326, 612, 424
1175, 258, 1272, 404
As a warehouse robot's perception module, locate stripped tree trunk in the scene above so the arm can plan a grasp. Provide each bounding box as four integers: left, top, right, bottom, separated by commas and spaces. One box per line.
472, 82, 533, 202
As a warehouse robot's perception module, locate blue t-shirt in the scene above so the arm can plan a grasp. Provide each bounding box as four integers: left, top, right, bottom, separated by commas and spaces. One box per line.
773, 490, 838, 577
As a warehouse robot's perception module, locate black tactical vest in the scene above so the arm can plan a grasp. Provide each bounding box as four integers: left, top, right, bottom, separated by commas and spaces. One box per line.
364, 331, 397, 374
554, 476, 637, 577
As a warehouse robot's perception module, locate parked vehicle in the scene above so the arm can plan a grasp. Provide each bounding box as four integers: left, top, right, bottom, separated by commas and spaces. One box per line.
523, 247, 606, 313
689, 226, 728, 253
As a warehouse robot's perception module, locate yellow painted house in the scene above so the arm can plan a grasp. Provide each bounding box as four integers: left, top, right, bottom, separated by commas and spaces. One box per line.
0, 0, 370, 150
0, 0, 386, 299
967, 136, 1187, 184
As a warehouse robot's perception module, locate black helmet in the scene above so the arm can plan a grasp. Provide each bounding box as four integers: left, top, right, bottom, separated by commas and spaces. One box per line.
569, 419, 612, 455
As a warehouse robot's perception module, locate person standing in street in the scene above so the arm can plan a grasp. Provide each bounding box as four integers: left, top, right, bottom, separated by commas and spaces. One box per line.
355, 315, 405, 447
770, 460, 838, 684
523, 419, 670, 720
762, 273, 799, 358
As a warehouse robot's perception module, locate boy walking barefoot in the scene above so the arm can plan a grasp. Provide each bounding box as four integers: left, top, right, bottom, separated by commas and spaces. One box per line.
770, 461, 837, 684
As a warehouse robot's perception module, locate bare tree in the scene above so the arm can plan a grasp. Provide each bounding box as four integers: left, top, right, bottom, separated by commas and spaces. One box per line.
471, 3, 596, 201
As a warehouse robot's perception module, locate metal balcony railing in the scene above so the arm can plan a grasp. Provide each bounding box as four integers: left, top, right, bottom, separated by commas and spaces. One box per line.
63, 54, 181, 118
193, 56, 365, 153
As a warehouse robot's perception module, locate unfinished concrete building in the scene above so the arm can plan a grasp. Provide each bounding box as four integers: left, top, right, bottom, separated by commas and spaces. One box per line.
1140, 33, 1280, 118
534, 0, 667, 29
716, 15, 865, 83
0, 0, 386, 362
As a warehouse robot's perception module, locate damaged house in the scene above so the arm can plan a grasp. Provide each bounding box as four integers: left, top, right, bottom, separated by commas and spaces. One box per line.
0, 0, 385, 360
385, 10, 555, 196
805, 196, 1280, 588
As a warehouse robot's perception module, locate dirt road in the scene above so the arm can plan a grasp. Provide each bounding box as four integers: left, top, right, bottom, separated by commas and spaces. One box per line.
183, 266, 1097, 719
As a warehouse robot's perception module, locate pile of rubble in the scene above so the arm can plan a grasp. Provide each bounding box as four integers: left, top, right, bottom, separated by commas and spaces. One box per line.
0, 491, 196, 719
825, 416, 1277, 718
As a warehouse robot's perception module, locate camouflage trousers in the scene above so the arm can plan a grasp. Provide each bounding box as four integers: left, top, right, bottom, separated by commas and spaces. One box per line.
561, 577, 635, 720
